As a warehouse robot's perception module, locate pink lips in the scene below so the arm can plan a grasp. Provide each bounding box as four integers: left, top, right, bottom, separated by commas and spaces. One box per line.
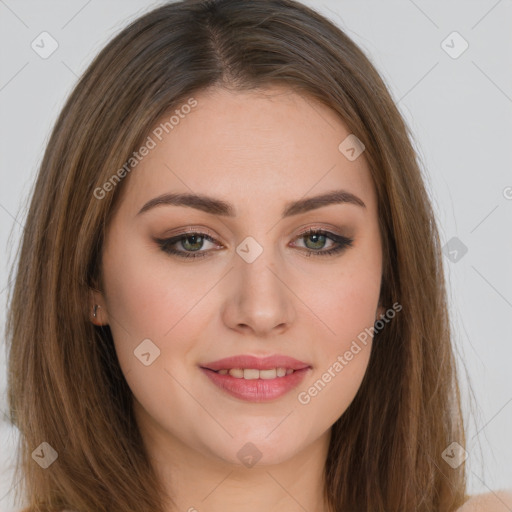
200, 354, 311, 402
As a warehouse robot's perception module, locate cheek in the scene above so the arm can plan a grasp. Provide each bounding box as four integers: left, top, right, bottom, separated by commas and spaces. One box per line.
297, 277, 376, 425
102, 229, 203, 337
100, 233, 197, 374
101, 234, 228, 398
100, 242, 206, 431
297, 242, 381, 419
317, 248, 382, 348
297, 345, 371, 432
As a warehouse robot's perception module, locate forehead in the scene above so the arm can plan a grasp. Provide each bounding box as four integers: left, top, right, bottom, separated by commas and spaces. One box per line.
117, 85, 376, 217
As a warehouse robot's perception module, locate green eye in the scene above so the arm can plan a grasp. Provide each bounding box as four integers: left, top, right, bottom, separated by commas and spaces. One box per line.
294, 229, 354, 257
155, 229, 353, 260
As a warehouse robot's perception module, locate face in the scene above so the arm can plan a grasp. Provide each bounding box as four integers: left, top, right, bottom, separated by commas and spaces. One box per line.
92, 85, 384, 467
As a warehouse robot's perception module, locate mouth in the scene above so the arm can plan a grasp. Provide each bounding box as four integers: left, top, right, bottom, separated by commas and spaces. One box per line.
210, 367, 296, 379
200, 354, 311, 402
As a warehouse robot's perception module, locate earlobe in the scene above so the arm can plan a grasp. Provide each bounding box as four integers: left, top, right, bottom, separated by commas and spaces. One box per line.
89, 289, 108, 326
90, 303, 108, 326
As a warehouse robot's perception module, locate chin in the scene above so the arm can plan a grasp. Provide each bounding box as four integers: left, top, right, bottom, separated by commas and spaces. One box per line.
201, 426, 313, 468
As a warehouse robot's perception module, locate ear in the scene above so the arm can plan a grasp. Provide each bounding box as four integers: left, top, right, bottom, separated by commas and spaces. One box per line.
89, 288, 109, 326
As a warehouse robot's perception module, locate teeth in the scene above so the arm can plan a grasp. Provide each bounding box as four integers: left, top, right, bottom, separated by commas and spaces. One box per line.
259, 369, 277, 379
220, 367, 293, 379
243, 369, 260, 380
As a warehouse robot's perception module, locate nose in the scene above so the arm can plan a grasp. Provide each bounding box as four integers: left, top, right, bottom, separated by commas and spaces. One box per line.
220, 246, 296, 338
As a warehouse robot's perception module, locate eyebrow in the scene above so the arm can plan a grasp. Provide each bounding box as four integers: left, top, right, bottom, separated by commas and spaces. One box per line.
136, 189, 366, 218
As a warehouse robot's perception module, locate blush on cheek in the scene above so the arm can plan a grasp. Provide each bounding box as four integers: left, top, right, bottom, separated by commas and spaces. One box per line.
103, 257, 170, 334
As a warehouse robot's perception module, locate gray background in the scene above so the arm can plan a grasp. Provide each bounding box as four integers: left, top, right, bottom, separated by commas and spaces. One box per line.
1, 1, 511, 510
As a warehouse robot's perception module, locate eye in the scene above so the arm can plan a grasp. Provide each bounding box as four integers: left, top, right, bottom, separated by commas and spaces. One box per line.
291, 228, 354, 257
155, 231, 220, 259
154, 228, 354, 260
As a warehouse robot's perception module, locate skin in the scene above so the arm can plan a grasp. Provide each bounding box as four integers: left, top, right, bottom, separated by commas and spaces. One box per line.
459, 492, 512, 512
91, 85, 386, 512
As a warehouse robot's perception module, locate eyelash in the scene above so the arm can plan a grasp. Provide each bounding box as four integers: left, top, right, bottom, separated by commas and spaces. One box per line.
154, 228, 354, 260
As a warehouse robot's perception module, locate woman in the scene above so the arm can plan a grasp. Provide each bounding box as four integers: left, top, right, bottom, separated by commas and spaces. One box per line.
5, 0, 511, 511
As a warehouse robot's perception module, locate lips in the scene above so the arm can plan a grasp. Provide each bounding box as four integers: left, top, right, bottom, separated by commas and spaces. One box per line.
200, 354, 311, 402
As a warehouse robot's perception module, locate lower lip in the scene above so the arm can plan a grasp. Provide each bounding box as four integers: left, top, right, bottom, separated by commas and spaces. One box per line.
200, 367, 310, 402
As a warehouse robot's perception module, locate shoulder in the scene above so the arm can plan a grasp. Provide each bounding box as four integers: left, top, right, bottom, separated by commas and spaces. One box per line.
457, 491, 512, 511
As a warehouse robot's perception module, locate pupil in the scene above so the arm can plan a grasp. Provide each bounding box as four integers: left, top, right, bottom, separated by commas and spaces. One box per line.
183, 235, 203, 251
306, 233, 326, 250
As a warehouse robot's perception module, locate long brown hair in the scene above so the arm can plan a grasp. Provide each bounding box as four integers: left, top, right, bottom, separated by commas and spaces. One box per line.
6, 0, 469, 510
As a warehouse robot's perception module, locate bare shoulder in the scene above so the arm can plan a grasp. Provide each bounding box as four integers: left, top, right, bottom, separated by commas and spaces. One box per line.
457, 491, 512, 511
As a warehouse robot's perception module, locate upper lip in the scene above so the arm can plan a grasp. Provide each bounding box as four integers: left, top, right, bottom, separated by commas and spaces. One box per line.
201, 355, 311, 371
